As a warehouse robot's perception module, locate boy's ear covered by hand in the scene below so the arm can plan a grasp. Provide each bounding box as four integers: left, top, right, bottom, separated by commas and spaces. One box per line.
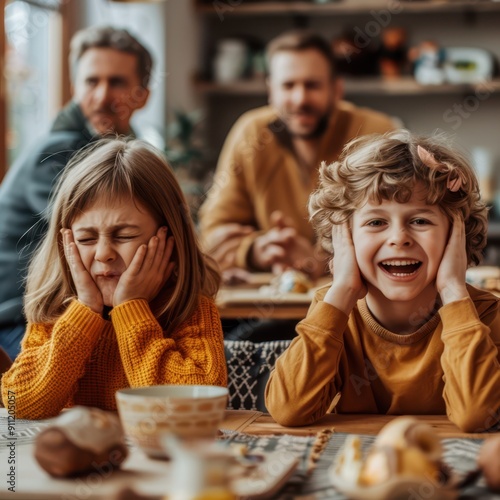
324, 223, 367, 315
436, 214, 468, 305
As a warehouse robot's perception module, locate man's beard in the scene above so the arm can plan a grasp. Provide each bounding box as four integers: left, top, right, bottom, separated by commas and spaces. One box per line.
284, 104, 332, 140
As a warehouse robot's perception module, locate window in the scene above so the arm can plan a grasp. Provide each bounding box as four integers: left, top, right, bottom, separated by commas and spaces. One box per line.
4, 0, 62, 167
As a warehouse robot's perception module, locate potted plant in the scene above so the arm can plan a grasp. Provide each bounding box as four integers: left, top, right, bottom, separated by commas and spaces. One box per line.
164, 109, 211, 224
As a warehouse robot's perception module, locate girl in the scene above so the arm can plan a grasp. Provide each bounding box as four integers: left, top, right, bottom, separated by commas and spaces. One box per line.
1, 138, 227, 419
266, 130, 500, 432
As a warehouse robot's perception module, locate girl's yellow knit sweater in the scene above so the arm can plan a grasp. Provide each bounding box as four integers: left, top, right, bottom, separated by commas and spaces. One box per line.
1, 296, 227, 419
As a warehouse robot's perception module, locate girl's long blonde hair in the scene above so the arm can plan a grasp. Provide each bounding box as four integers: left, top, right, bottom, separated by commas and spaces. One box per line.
25, 138, 220, 329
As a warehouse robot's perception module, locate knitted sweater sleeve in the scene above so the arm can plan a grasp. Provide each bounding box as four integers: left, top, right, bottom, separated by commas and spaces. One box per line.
111, 297, 227, 388
439, 297, 500, 432
265, 299, 348, 426
0, 300, 105, 419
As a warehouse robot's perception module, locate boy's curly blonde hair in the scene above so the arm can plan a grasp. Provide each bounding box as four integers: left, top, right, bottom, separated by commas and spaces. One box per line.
309, 129, 488, 266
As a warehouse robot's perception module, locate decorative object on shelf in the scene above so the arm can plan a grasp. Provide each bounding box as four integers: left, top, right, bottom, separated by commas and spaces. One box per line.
379, 27, 409, 78
443, 47, 494, 84
109, 0, 165, 2
331, 29, 380, 77
472, 146, 494, 204
213, 39, 249, 83
251, 50, 266, 80
410, 43, 495, 86
408, 40, 446, 85
109, 0, 165, 3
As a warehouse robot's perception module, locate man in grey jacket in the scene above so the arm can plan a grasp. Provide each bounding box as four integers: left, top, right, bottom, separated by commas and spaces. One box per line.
0, 26, 152, 360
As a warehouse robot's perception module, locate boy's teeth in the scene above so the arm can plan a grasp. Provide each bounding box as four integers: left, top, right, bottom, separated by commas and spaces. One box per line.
382, 260, 419, 266
380, 260, 422, 276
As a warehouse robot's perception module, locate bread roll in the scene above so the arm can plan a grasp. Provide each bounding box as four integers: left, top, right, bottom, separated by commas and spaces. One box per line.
359, 417, 442, 486
34, 406, 128, 477
278, 270, 313, 294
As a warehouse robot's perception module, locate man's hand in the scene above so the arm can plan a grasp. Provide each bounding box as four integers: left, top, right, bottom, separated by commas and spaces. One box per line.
113, 227, 175, 307
436, 214, 469, 305
323, 223, 367, 315
205, 223, 254, 270
62, 229, 103, 315
221, 267, 253, 286
250, 211, 327, 279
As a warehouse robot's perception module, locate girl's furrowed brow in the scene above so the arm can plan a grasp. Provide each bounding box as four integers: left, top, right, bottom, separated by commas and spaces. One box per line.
73, 224, 142, 233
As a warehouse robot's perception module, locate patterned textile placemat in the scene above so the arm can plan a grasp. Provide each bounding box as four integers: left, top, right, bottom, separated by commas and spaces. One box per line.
296, 434, 488, 500
222, 431, 500, 499
0, 415, 50, 447
2, 415, 500, 499
222, 429, 318, 492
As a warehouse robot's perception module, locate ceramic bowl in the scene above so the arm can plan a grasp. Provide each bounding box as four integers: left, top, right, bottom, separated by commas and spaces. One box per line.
115, 385, 228, 459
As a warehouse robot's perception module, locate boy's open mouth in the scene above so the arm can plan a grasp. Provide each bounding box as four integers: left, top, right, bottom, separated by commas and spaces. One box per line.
379, 260, 422, 276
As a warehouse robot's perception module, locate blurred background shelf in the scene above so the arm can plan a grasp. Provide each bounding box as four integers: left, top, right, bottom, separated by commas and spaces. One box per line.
194, 76, 500, 96
194, 0, 500, 175
195, 1, 500, 16
189, 0, 500, 263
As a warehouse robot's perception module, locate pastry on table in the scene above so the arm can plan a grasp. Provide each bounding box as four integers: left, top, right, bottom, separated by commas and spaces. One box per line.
34, 406, 128, 477
359, 417, 443, 486
466, 266, 500, 290
333, 435, 364, 484
332, 416, 451, 496
277, 270, 313, 294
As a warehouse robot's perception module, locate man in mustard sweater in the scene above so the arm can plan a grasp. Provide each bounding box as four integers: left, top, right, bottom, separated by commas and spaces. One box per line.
199, 29, 396, 280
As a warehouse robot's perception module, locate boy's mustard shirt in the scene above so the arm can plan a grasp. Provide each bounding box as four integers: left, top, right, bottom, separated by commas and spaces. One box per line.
265, 284, 500, 432
1, 296, 227, 420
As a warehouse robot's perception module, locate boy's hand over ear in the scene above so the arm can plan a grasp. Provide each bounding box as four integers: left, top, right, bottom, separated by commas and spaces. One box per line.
436, 215, 469, 305
113, 227, 175, 307
324, 223, 367, 315
62, 229, 103, 315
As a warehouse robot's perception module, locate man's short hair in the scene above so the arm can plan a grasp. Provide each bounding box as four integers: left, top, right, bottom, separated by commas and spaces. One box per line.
69, 25, 153, 87
265, 29, 336, 77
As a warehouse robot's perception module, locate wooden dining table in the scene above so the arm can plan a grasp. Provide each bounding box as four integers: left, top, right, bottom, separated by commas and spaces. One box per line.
216, 269, 500, 320
216, 273, 331, 320
1, 408, 498, 499
240, 411, 499, 439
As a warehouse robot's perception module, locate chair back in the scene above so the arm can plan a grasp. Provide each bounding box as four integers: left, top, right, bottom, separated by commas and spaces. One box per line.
224, 339, 291, 412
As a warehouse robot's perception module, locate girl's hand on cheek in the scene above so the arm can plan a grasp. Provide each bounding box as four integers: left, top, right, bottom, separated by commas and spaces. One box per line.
436, 214, 469, 305
324, 223, 367, 315
113, 227, 176, 307
61, 229, 103, 314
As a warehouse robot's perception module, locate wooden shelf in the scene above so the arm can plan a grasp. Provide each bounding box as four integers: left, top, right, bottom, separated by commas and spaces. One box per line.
194, 76, 500, 97
196, 1, 500, 17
